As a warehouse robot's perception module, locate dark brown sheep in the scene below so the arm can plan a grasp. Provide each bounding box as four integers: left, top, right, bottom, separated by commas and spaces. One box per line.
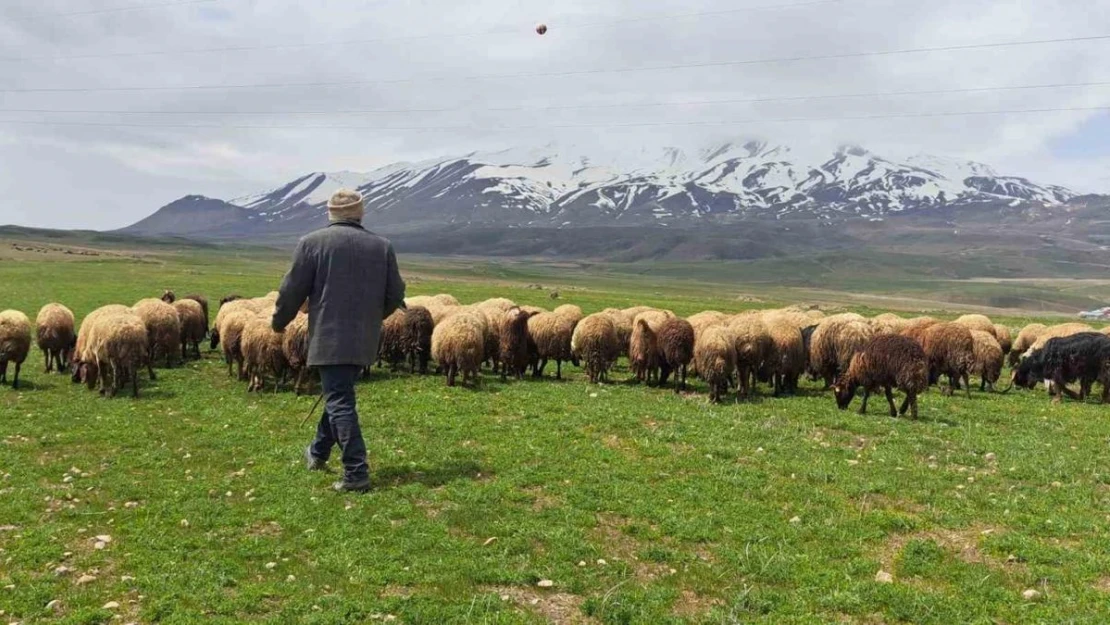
833, 334, 928, 419
499, 308, 536, 382
403, 306, 434, 375
657, 318, 695, 392
921, 322, 975, 397
377, 309, 407, 370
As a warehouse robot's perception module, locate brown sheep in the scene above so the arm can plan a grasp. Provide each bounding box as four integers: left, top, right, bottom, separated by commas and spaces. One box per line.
954, 314, 996, 336
694, 325, 736, 403
970, 330, 1004, 392
377, 309, 408, 370
216, 309, 255, 380
0, 310, 32, 389
499, 308, 536, 381
602, 308, 634, 358
473, 305, 506, 372
173, 299, 206, 361
728, 313, 773, 398
630, 311, 670, 383
35, 303, 75, 374
921, 322, 975, 397
687, 311, 729, 343
402, 306, 434, 375
71, 305, 131, 386
132, 298, 182, 369
764, 317, 806, 396
87, 312, 150, 398
1009, 323, 1047, 368
900, 317, 941, 348
657, 318, 695, 392
163, 290, 209, 337
431, 311, 485, 387
240, 316, 288, 392
571, 313, 620, 384
553, 304, 584, 325
1028, 323, 1093, 353
528, 312, 577, 379
833, 334, 928, 418
992, 323, 1012, 355
282, 312, 311, 395
870, 313, 908, 336
808, 315, 874, 389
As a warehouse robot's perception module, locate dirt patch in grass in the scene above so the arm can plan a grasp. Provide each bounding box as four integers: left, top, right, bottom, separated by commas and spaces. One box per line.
523, 486, 564, 512
672, 589, 723, 619
877, 525, 1017, 572
1093, 577, 1110, 593
854, 493, 928, 516
592, 514, 671, 581
492, 586, 596, 624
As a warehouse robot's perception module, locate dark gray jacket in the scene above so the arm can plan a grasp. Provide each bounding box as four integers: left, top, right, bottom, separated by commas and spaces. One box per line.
272, 222, 405, 367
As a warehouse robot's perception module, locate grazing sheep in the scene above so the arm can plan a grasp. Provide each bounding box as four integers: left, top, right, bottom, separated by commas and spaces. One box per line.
970, 330, 1004, 392
694, 325, 736, 403
402, 306, 434, 375
622, 306, 656, 320
553, 304, 584, 325
954, 314, 996, 335
657, 318, 695, 392
211, 297, 264, 349
520, 305, 548, 316
35, 303, 75, 374
172, 299, 206, 360
0, 310, 32, 389
992, 323, 1012, 355
602, 308, 634, 357
1010, 333, 1110, 402
86, 312, 150, 398
72, 305, 131, 385
870, 313, 908, 336
808, 315, 874, 389
431, 311, 486, 387
1009, 323, 1047, 368
240, 316, 288, 392
728, 313, 773, 398
377, 309, 408, 370
473, 305, 506, 372
571, 313, 620, 384
921, 322, 975, 397
630, 311, 670, 383
475, 297, 516, 312
425, 303, 460, 327
132, 298, 182, 368
687, 311, 730, 342
282, 313, 311, 395
528, 312, 577, 379
832, 334, 928, 419
499, 308, 536, 381
900, 317, 941, 349
216, 309, 255, 380
1028, 323, 1093, 353
763, 314, 806, 396
805, 310, 826, 321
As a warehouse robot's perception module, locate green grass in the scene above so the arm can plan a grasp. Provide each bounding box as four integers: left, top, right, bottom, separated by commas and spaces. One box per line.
2, 245, 1110, 624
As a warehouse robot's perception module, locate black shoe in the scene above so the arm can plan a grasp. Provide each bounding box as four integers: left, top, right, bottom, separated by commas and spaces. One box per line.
304, 446, 328, 472
333, 478, 371, 493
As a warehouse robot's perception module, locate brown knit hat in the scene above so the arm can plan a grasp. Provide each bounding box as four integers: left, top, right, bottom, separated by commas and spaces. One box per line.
327, 189, 364, 223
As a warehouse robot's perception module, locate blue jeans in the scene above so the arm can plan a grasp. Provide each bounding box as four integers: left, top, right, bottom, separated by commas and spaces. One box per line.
309, 365, 369, 482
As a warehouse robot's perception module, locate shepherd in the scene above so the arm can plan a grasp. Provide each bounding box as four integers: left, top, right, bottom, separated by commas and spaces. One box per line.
272, 189, 406, 493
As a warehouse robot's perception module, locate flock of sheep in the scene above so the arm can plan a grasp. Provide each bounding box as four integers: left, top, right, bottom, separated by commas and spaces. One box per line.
0, 289, 1108, 413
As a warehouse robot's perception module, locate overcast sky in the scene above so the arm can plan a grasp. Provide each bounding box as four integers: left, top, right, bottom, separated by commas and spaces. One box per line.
2, 0, 1110, 229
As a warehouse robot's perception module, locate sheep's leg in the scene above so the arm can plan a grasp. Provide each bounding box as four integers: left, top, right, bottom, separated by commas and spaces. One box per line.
556, 359, 562, 381
859, 389, 870, 415
131, 366, 139, 398
43, 350, 51, 374
446, 363, 456, 387
963, 372, 971, 399
181, 340, 188, 362
11, 362, 21, 389
681, 364, 687, 392
898, 392, 912, 416
884, 386, 897, 417
908, 393, 918, 419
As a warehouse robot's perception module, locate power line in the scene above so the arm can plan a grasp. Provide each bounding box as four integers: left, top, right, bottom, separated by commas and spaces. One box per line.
1, 0, 843, 62
46, 0, 221, 18
4, 79, 1110, 116
3, 104, 1109, 131
4, 33, 1109, 94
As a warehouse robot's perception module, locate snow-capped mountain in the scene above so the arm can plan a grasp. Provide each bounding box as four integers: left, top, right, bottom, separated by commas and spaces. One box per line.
121, 141, 1080, 237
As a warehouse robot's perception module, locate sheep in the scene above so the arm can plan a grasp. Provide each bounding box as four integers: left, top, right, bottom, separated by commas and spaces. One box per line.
657, 318, 695, 392
602, 308, 634, 357
805, 310, 826, 321
475, 297, 516, 312
1028, 323, 1093, 353
520, 305, 548, 316
622, 306, 656, 320
240, 316, 288, 392
216, 309, 256, 380
694, 325, 736, 403
0, 310, 32, 389
402, 306, 434, 375
992, 323, 1012, 355
86, 312, 150, 398
473, 305, 506, 372
431, 311, 486, 387
870, 313, 908, 336
35, 303, 75, 374
687, 311, 730, 343
425, 303, 461, 327
921, 322, 975, 397
970, 330, 1004, 392
900, 317, 941, 349
499, 308, 536, 381
630, 311, 671, 384
727, 313, 773, 398
808, 315, 874, 389
172, 299, 206, 361
162, 291, 209, 335
280, 312, 311, 395
377, 309, 408, 370
527, 312, 577, 379
571, 313, 620, 384
954, 314, 996, 336
211, 297, 265, 350
1009, 333, 1110, 403
1009, 323, 1047, 368
72, 304, 131, 385
552, 304, 584, 326
132, 298, 182, 369
763, 315, 806, 396
832, 334, 928, 419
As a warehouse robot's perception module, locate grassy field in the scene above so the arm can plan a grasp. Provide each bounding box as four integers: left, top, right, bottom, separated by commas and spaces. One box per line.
2, 240, 1110, 624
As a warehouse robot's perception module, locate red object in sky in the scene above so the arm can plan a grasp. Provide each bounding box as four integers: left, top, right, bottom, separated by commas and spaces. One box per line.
536, 23, 548, 35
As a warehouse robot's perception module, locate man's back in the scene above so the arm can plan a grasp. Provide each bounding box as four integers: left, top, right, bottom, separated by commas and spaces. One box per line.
273, 221, 405, 367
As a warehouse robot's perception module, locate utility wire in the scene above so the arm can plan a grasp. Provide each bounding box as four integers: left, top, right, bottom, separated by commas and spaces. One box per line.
2, 0, 843, 61
3, 80, 1109, 116
4, 33, 1109, 94
3, 105, 1109, 131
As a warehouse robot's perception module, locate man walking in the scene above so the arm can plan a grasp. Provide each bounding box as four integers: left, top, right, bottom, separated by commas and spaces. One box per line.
272, 189, 405, 492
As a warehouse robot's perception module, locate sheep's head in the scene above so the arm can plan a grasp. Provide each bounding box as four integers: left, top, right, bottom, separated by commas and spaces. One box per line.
161, 290, 176, 304
219, 294, 242, 307
831, 378, 858, 410
209, 328, 221, 350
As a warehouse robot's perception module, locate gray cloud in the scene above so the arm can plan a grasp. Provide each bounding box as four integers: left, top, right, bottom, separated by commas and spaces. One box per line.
2, 0, 1110, 229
